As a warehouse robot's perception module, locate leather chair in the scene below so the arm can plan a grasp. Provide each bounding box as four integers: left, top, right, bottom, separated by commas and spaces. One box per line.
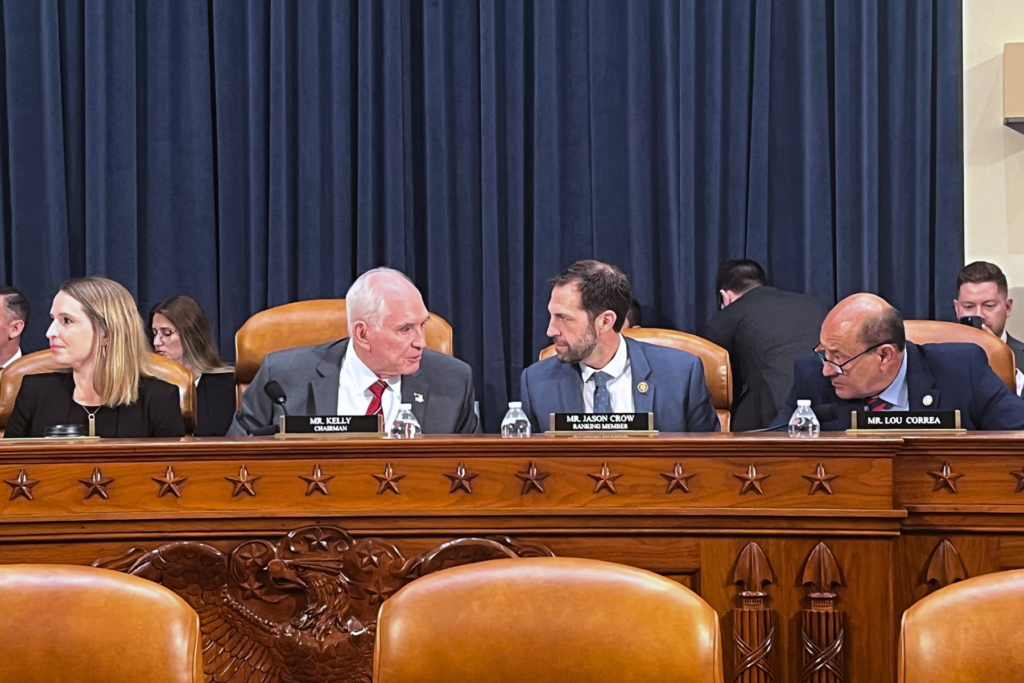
904, 320, 1016, 392
234, 299, 453, 405
539, 328, 733, 431
374, 557, 723, 683
898, 568, 1024, 682
0, 350, 197, 435
0, 564, 202, 683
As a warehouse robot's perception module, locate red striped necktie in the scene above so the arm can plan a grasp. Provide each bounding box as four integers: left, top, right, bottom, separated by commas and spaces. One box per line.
365, 379, 388, 416
864, 396, 890, 412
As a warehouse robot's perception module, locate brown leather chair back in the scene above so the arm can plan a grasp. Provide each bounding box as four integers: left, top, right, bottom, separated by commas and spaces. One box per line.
0, 564, 202, 683
898, 568, 1024, 682
539, 328, 733, 431
374, 557, 723, 683
904, 320, 1016, 392
234, 299, 454, 404
0, 350, 196, 435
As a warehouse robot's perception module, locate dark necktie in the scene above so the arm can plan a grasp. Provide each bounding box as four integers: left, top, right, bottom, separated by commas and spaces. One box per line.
864, 396, 890, 412
365, 379, 388, 416
592, 371, 613, 413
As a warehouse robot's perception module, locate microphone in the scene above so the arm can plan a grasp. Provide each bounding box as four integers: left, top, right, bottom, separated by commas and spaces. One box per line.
744, 402, 842, 433
251, 381, 289, 436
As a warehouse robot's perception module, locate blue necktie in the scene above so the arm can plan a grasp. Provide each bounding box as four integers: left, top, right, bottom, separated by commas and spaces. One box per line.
592, 371, 613, 413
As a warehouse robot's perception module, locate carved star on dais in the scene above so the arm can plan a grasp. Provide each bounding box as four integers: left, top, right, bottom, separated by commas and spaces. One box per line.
1012, 466, 1024, 493
299, 464, 335, 496
660, 462, 696, 494
734, 464, 769, 495
587, 462, 622, 494
152, 465, 187, 498
373, 463, 405, 495
4, 468, 39, 501
515, 461, 550, 494
928, 461, 964, 493
803, 462, 839, 495
444, 462, 478, 494
79, 467, 114, 500
226, 465, 261, 497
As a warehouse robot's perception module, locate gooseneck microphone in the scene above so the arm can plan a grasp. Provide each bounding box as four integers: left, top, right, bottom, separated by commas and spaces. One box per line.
251, 381, 289, 436
744, 402, 842, 433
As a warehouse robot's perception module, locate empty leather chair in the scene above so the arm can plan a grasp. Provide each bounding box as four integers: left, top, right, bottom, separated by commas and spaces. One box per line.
234, 299, 453, 405
898, 568, 1024, 682
905, 320, 1016, 392
540, 328, 733, 431
0, 350, 197, 435
374, 557, 723, 683
0, 564, 202, 683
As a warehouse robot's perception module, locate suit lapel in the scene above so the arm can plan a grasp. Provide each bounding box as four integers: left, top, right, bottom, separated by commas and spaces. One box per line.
401, 370, 428, 427
626, 338, 654, 415
905, 343, 940, 410
310, 339, 348, 414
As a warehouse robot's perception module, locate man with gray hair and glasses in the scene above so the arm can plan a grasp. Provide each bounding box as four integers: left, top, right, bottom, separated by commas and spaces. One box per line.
230, 267, 479, 435
771, 293, 1024, 431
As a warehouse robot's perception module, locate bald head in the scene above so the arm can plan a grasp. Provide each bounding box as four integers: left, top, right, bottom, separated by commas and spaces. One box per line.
346, 267, 423, 335
819, 293, 906, 400
346, 267, 429, 378
824, 294, 906, 353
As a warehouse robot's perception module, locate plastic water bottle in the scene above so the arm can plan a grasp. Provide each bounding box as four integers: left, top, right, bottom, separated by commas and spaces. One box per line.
788, 399, 821, 438
501, 402, 531, 438
390, 404, 422, 439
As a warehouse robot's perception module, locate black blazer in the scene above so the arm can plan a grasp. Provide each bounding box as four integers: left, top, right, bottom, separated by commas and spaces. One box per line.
705, 286, 829, 431
196, 372, 236, 437
3, 372, 185, 438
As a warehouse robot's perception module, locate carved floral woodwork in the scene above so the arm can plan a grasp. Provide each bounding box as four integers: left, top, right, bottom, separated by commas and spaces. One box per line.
94, 525, 554, 683
660, 461, 695, 493
732, 542, 775, 682
587, 462, 621, 494
734, 464, 770, 496
803, 463, 838, 496
153, 465, 187, 498
372, 463, 405, 495
800, 543, 844, 683
444, 462, 477, 494
927, 461, 963, 493
226, 464, 260, 497
4, 468, 38, 501
299, 464, 334, 496
926, 539, 967, 589
515, 461, 549, 494
79, 466, 114, 500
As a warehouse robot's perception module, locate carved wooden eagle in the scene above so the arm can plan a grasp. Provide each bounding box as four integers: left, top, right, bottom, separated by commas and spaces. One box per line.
95, 525, 553, 683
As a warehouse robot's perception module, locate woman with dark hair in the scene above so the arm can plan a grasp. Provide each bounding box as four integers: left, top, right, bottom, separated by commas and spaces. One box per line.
149, 296, 235, 436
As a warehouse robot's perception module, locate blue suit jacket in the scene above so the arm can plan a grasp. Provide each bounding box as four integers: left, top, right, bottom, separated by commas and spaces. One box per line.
520, 337, 721, 433
772, 342, 1024, 431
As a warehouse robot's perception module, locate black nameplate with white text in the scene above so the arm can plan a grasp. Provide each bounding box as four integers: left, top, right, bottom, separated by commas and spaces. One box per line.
855, 410, 959, 430
284, 415, 382, 435
552, 413, 653, 432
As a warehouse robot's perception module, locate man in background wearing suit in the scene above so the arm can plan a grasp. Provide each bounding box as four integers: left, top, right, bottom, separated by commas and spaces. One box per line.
774, 293, 1024, 431
0, 286, 27, 372
520, 260, 719, 433
954, 260, 1024, 396
229, 267, 479, 435
705, 259, 828, 431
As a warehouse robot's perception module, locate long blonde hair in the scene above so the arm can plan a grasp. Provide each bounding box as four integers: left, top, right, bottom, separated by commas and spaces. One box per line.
61, 277, 154, 406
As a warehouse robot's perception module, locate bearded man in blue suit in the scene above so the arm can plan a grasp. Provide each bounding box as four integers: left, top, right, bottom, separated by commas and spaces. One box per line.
520, 260, 720, 433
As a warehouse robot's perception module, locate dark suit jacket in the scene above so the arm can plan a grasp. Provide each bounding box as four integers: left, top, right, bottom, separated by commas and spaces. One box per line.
1007, 334, 1024, 396
196, 372, 237, 437
3, 372, 185, 438
228, 339, 479, 435
772, 342, 1024, 431
706, 286, 828, 431
520, 337, 721, 433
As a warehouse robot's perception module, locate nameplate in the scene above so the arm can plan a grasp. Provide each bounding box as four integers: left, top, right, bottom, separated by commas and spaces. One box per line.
849, 410, 961, 432
277, 415, 383, 439
549, 412, 655, 435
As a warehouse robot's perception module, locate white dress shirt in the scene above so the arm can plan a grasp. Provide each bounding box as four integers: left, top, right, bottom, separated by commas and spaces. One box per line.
1, 347, 21, 370
999, 330, 1024, 396
337, 346, 402, 429
580, 334, 634, 412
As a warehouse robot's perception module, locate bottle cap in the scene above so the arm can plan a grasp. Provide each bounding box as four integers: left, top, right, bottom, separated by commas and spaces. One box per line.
399, 403, 412, 410
508, 401, 522, 408
797, 399, 811, 407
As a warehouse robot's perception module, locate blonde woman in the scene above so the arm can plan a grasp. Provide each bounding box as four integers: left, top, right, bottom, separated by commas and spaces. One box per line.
149, 296, 235, 436
4, 277, 184, 438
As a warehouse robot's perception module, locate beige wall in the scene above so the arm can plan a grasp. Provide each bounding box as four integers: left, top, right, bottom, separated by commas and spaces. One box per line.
964, 0, 1024, 336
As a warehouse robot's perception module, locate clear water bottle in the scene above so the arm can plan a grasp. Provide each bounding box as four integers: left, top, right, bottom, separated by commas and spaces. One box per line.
788, 399, 821, 438
501, 401, 531, 438
390, 404, 422, 439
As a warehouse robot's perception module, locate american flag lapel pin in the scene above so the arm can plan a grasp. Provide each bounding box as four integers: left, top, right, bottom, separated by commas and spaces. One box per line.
414, 392, 425, 403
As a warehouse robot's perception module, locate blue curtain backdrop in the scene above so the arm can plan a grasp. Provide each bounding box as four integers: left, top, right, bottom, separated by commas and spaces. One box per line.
0, 0, 963, 430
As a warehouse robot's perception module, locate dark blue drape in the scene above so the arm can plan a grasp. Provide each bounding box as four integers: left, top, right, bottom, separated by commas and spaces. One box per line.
0, 0, 963, 430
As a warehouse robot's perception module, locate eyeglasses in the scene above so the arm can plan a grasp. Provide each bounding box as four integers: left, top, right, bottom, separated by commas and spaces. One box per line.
814, 341, 895, 375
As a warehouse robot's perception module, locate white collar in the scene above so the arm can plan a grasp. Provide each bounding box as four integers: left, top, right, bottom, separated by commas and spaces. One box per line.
343, 345, 400, 391
876, 350, 909, 410
580, 334, 629, 382
2, 347, 21, 369
1002, 330, 1009, 344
